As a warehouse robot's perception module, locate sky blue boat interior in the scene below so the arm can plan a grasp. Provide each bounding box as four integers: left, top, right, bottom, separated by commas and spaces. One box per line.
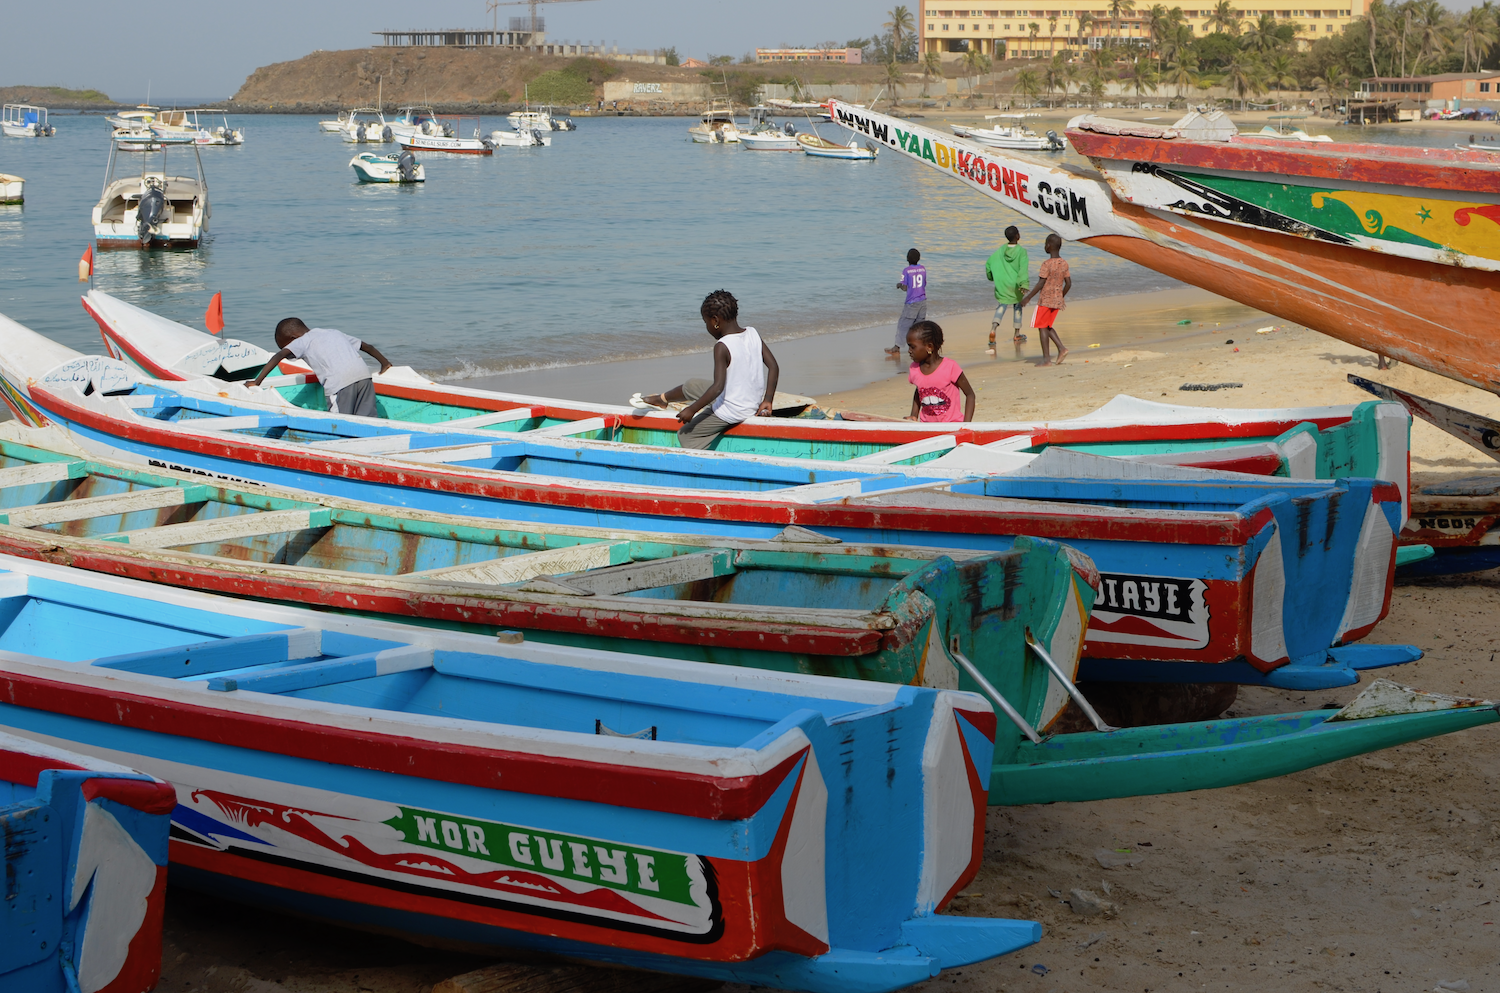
0, 571, 889, 750
120, 386, 1395, 512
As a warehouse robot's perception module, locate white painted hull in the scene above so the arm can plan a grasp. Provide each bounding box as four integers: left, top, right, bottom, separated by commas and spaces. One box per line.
398, 133, 491, 154
488, 130, 551, 147
689, 125, 741, 144
2, 123, 51, 137
350, 154, 425, 183
741, 132, 801, 151
0, 174, 21, 204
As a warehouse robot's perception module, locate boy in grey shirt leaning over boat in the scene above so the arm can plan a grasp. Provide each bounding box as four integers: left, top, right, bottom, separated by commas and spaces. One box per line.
248, 318, 394, 418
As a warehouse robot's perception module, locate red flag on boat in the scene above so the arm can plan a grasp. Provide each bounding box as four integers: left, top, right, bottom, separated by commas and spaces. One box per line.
77, 245, 93, 283
205, 292, 224, 334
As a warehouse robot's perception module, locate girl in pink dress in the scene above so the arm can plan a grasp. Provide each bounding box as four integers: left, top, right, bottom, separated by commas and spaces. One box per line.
905, 321, 976, 423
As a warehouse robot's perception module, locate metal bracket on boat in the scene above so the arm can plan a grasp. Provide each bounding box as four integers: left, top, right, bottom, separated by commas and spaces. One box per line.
595, 720, 657, 740
1025, 632, 1119, 733
946, 636, 1041, 744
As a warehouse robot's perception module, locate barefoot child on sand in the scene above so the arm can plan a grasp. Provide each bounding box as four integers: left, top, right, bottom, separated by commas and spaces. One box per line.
905, 320, 976, 423
1020, 233, 1071, 365
985, 226, 1029, 355
637, 290, 781, 450
887, 248, 927, 356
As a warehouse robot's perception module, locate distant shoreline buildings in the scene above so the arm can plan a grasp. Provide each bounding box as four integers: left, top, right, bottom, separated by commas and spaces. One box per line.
754, 47, 865, 64
920, 2, 1360, 60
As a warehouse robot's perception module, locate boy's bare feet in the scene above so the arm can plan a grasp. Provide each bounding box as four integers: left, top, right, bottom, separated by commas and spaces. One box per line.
884, 346, 901, 356
987, 329, 997, 355
1053, 347, 1069, 365
640, 392, 669, 408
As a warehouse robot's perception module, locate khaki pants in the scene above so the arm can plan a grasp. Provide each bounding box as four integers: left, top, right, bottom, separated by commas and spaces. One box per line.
676, 378, 738, 450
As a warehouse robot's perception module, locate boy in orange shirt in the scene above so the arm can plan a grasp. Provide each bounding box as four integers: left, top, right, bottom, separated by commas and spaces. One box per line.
1019, 233, 1072, 365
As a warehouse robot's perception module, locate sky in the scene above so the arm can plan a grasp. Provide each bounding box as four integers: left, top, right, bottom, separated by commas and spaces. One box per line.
5, 0, 888, 103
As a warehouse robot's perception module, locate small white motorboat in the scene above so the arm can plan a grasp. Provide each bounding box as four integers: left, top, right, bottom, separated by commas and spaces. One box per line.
112, 126, 196, 152
319, 110, 353, 133
2, 104, 55, 137
951, 115, 1064, 151
350, 151, 425, 183
508, 108, 552, 130
92, 141, 209, 249
0, 174, 22, 205
151, 109, 244, 145
386, 105, 451, 140
342, 108, 392, 143
797, 132, 877, 160
398, 117, 492, 154
688, 108, 740, 143
740, 123, 801, 151
487, 127, 551, 148
106, 106, 159, 129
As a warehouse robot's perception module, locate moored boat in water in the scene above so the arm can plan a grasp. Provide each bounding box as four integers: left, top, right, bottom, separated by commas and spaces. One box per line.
798, 132, 877, 160
0, 554, 1023, 992
350, 150, 425, 183
0, 173, 21, 204
399, 116, 493, 154
2, 103, 55, 137
91, 140, 210, 249
951, 115, 1063, 151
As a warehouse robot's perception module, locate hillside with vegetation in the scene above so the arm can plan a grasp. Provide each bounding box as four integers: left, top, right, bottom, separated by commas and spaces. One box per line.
0, 85, 116, 108
227, 47, 894, 113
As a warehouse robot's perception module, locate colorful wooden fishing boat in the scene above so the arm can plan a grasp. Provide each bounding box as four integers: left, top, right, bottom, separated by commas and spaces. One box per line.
83, 289, 1410, 488
0, 432, 1095, 734
0, 327, 1414, 692
1349, 375, 1500, 577
0, 731, 176, 993
0, 556, 1021, 991
827, 101, 1500, 401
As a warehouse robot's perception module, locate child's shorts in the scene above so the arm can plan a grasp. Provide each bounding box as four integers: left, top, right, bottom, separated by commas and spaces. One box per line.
1033, 305, 1061, 329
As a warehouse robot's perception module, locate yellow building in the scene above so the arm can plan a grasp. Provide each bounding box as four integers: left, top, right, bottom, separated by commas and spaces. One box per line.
920, 2, 1363, 59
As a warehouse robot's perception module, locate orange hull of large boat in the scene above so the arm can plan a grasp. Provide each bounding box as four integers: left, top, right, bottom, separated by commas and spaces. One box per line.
1087, 203, 1500, 394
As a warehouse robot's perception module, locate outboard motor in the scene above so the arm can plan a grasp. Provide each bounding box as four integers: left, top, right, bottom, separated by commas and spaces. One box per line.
783, 121, 795, 136
356, 123, 367, 141
382, 125, 394, 142
1046, 129, 1063, 150
136, 181, 167, 247
397, 150, 417, 182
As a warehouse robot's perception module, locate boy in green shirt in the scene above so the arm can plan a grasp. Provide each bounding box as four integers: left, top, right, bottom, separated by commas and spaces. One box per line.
985, 225, 1029, 356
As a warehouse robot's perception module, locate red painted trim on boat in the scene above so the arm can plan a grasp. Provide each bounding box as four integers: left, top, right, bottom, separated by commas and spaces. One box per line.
0, 747, 88, 787
1067, 130, 1500, 194
31, 387, 1275, 547
0, 670, 804, 821
169, 840, 802, 960
0, 533, 891, 657
81, 776, 179, 815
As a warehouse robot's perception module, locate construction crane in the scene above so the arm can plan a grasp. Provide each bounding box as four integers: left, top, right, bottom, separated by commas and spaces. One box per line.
486, 0, 600, 46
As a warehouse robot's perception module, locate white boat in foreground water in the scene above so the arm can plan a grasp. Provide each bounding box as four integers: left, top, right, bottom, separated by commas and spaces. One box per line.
91, 141, 209, 249
350, 151, 424, 183
0, 174, 21, 204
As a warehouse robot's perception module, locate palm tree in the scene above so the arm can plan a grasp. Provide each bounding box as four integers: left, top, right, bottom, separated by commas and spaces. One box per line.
1108, 0, 1137, 43
884, 58, 905, 106
1206, 0, 1240, 36
1016, 67, 1042, 107
1045, 52, 1070, 107
1457, 3, 1498, 71
1127, 53, 1158, 106
1160, 14, 1191, 68
1265, 52, 1297, 109
1164, 52, 1199, 103
1241, 12, 1281, 53
1025, 22, 1040, 57
1222, 52, 1264, 110
922, 51, 943, 96
1085, 47, 1117, 108
1364, 0, 1388, 77
1048, 14, 1059, 56
885, 6, 915, 60
1076, 10, 1097, 51
1411, 0, 1451, 76
961, 47, 992, 104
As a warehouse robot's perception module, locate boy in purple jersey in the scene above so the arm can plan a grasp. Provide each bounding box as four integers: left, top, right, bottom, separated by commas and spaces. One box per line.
887, 248, 927, 356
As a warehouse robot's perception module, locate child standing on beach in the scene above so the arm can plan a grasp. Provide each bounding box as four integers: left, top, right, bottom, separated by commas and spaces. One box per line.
905, 320, 975, 423
1020, 233, 1072, 365
887, 248, 927, 356
985, 226, 1029, 356
638, 290, 780, 450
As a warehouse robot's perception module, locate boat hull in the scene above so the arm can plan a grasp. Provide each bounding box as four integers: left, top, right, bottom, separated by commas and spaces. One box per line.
0, 557, 1017, 992
7, 370, 1408, 691
398, 135, 492, 154
0, 731, 175, 993
0, 174, 21, 204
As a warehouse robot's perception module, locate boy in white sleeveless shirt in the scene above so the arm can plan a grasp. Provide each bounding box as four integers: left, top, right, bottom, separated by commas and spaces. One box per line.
640, 290, 781, 450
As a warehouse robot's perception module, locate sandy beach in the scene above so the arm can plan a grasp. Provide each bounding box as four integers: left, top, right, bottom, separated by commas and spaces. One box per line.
131, 285, 1500, 993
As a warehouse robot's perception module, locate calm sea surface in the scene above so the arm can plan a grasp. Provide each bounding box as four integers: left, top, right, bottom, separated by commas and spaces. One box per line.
0, 113, 1466, 381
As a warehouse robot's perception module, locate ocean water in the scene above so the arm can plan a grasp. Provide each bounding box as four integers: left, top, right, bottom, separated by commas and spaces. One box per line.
0, 113, 1466, 382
